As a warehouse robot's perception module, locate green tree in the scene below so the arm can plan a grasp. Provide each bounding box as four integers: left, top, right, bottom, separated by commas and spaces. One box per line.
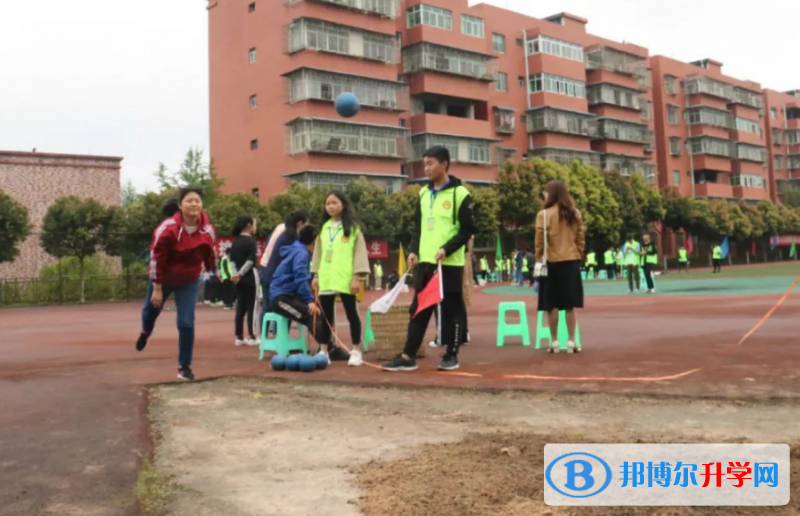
726, 203, 753, 241
267, 183, 328, 227
0, 188, 32, 268
662, 188, 695, 232
739, 202, 765, 239
154, 148, 225, 205
385, 184, 420, 247
467, 185, 501, 242
778, 189, 800, 209
345, 177, 393, 239
776, 204, 800, 234
629, 173, 666, 230
567, 161, 621, 246
206, 193, 278, 238
496, 161, 544, 239
603, 171, 644, 239
757, 199, 782, 236
40, 196, 117, 303
121, 180, 139, 208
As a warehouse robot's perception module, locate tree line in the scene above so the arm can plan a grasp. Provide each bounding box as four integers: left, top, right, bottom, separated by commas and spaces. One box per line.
3, 148, 800, 298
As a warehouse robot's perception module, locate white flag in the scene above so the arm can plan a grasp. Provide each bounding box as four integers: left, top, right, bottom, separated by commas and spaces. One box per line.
369, 272, 410, 314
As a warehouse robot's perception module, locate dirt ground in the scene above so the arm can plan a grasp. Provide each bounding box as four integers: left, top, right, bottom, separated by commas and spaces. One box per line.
149, 379, 800, 516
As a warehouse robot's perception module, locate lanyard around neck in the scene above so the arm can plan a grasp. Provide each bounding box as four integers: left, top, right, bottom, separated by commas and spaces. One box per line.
328, 224, 343, 246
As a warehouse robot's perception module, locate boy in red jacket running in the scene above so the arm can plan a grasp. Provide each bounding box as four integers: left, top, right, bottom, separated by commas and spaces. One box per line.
135, 188, 217, 381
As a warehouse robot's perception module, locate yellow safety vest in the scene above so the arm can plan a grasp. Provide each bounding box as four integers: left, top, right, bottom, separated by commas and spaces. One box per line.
418, 184, 470, 267
317, 220, 358, 294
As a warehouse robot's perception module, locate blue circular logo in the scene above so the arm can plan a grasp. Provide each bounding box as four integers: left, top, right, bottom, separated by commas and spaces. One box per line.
545, 452, 612, 498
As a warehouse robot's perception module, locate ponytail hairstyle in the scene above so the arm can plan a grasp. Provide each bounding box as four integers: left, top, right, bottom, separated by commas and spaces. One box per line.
231, 215, 255, 237
161, 198, 180, 219
543, 180, 578, 225
322, 190, 360, 238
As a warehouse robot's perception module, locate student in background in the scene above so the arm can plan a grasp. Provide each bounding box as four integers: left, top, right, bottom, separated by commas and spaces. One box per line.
230, 216, 259, 346
678, 245, 689, 273
373, 260, 384, 290
641, 233, 658, 293
219, 248, 235, 309
604, 247, 616, 280
712, 242, 723, 274
585, 250, 598, 278
623, 236, 641, 293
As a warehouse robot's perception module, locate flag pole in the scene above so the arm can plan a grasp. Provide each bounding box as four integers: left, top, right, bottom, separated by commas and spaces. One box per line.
436, 262, 443, 347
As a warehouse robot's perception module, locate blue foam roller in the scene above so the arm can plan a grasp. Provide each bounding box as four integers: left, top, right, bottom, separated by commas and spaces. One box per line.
335, 92, 361, 118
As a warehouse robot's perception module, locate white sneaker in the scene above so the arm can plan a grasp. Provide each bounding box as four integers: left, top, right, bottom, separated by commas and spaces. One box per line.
348, 349, 363, 367
235, 338, 247, 346
548, 341, 560, 354
428, 340, 442, 348
246, 338, 260, 346
316, 351, 330, 366
566, 341, 576, 354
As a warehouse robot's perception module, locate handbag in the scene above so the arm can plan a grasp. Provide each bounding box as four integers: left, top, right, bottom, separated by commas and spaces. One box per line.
533, 209, 548, 279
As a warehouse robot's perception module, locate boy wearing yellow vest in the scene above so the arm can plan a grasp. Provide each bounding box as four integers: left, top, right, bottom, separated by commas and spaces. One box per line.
311, 191, 370, 367
373, 261, 384, 290
623, 236, 641, 293
640, 233, 658, 293
604, 247, 616, 280
382, 146, 476, 372
678, 245, 689, 273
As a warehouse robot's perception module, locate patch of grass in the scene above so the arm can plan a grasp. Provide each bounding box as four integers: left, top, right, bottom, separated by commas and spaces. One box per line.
136, 459, 173, 516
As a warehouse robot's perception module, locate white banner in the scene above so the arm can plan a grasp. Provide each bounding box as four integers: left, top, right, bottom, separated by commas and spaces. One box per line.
369, 272, 410, 314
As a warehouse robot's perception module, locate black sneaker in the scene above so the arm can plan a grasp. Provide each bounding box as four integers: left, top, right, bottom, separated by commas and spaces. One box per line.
136, 333, 149, 352
381, 355, 417, 372
328, 347, 351, 362
177, 366, 195, 381
437, 354, 459, 371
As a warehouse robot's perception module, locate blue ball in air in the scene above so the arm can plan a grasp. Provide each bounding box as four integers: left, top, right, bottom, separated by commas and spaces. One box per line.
299, 355, 317, 373
335, 92, 361, 118
270, 355, 286, 371
314, 354, 329, 370
286, 354, 302, 372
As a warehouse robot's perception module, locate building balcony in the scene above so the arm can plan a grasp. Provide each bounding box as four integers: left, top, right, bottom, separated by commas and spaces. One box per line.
692, 155, 733, 173
287, 0, 399, 19
407, 72, 491, 102
685, 76, 735, 102
593, 118, 649, 145
685, 105, 734, 130
695, 183, 734, 198
285, 68, 408, 111
528, 147, 601, 168
600, 153, 648, 176
402, 43, 497, 82
731, 87, 765, 110
734, 143, 767, 163
409, 113, 492, 140
586, 83, 643, 111
409, 133, 497, 165
643, 130, 655, 153
493, 107, 517, 135
733, 186, 768, 200
525, 107, 596, 137
288, 117, 407, 159
789, 155, 800, 170
788, 119, 800, 130
584, 46, 647, 89
287, 18, 398, 63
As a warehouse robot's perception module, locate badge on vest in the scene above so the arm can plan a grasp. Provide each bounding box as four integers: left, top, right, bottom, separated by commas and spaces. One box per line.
325, 249, 334, 262
341, 236, 349, 243
427, 217, 435, 231
442, 200, 452, 210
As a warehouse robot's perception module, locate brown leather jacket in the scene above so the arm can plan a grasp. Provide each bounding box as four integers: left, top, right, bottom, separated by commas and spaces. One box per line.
535, 206, 586, 263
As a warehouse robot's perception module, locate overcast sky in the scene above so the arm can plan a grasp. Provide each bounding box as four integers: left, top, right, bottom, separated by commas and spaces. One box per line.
1, 0, 798, 193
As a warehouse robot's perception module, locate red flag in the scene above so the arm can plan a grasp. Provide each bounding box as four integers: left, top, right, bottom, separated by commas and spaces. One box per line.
685, 234, 694, 255
413, 265, 443, 318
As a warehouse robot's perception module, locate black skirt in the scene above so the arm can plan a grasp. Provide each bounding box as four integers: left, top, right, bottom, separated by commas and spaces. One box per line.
537, 260, 584, 312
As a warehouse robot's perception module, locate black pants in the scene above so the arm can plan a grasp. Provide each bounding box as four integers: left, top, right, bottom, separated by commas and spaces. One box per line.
404, 291, 465, 358
432, 301, 469, 345
317, 293, 361, 346
606, 265, 616, 280
679, 261, 688, 272
235, 282, 257, 339
221, 280, 235, 308
713, 259, 722, 273
643, 264, 655, 290
271, 295, 325, 345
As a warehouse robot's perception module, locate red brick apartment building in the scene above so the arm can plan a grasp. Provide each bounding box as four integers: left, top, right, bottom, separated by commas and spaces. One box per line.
207, 0, 797, 204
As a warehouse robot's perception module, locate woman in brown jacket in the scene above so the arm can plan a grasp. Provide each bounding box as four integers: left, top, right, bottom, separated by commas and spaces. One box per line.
535, 181, 586, 353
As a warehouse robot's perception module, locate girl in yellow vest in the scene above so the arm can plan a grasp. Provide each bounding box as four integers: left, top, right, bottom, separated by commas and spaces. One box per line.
311, 191, 370, 367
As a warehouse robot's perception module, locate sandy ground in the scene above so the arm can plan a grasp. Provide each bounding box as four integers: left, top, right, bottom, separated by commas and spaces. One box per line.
149, 379, 800, 516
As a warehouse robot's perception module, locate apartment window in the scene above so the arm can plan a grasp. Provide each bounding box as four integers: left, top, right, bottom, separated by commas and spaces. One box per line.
672, 170, 681, 185
250, 139, 258, 150
248, 47, 257, 64
735, 117, 761, 135
665, 75, 676, 95
775, 154, 785, 169
689, 137, 734, 158
641, 101, 652, 121
461, 15, 484, 38
670, 137, 681, 156
492, 33, 506, 53
737, 143, 765, 162
771, 107, 778, 120
731, 174, 766, 189
526, 35, 583, 62
496, 72, 508, 92
251, 188, 260, 198
249, 94, 258, 109
667, 104, 679, 125
518, 76, 525, 88
248, 2, 256, 13
406, 4, 452, 30
529, 73, 586, 98
586, 84, 641, 110
685, 106, 732, 129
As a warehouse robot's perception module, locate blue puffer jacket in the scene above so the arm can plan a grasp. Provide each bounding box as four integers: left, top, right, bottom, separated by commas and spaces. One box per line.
269, 241, 314, 305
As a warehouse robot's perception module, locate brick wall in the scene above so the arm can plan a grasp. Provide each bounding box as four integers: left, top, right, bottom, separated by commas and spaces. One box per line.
0, 151, 122, 279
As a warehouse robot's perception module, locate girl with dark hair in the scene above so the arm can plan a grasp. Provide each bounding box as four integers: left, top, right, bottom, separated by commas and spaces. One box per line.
310, 191, 369, 367
136, 188, 217, 381
230, 215, 259, 346
259, 209, 309, 331
535, 180, 586, 354
161, 198, 180, 219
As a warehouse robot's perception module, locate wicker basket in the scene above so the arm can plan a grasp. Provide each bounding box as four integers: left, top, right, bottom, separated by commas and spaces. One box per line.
370, 303, 427, 360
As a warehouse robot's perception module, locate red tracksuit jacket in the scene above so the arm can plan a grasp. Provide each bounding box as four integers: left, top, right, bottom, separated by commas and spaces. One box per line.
149, 211, 217, 287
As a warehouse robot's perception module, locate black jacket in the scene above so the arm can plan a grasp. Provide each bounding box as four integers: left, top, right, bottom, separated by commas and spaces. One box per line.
409, 176, 476, 259
230, 234, 258, 287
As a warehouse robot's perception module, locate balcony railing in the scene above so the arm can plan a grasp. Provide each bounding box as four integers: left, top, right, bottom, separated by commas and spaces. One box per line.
584, 46, 647, 84
525, 107, 596, 137
600, 154, 648, 176
790, 155, 800, 170
685, 76, 735, 102
289, 118, 406, 158
787, 130, 800, 145
586, 84, 642, 110
685, 106, 734, 129
287, 0, 399, 19
288, 18, 397, 63
402, 43, 497, 82
644, 130, 656, 153
528, 147, 601, 169
732, 87, 765, 110
409, 133, 494, 164
494, 108, 517, 134
736, 143, 766, 163
688, 136, 734, 158
286, 68, 407, 111
594, 118, 650, 144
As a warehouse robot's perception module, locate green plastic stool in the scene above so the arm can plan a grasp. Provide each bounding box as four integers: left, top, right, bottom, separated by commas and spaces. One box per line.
587, 270, 595, 280
535, 311, 583, 351
580, 270, 587, 281
598, 269, 608, 280
260, 313, 307, 359
622, 268, 628, 279
363, 309, 374, 352
496, 301, 530, 347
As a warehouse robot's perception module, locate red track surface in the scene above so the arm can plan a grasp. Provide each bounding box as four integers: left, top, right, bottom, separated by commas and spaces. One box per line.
1, 288, 798, 515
